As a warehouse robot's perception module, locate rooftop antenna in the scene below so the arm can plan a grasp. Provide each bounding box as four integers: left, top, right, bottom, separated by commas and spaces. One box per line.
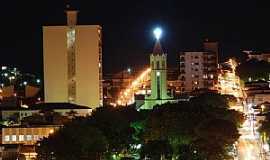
65, 1, 78, 26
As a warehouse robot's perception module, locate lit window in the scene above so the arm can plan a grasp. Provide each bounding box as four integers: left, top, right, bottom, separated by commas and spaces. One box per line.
26, 135, 32, 141
19, 135, 24, 141
4, 135, 10, 142
11, 135, 16, 141
2, 66, 7, 70
157, 71, 160, 76
34, 135, 39, 141
210, 74, 214, 79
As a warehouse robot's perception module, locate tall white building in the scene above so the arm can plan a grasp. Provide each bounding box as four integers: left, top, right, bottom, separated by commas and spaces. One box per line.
179, 41, 218, 93
43, 10, 103, 108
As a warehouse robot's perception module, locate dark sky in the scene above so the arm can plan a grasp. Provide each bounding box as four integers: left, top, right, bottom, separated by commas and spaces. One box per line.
0, 0, 269, 76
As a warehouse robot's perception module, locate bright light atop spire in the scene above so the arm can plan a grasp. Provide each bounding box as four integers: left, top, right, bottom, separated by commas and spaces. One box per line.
153, 27, 162, 40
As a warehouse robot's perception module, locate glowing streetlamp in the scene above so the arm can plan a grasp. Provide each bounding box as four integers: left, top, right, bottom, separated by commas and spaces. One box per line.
261, 104, 265, 112
49, 129, 54, 134
127, 68, 131, 73
153, 27, 162, 40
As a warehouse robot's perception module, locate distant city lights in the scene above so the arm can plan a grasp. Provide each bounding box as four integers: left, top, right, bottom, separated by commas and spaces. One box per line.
23, 81, 28, 86
1, 66, 7, 70
127, 68, 132, 74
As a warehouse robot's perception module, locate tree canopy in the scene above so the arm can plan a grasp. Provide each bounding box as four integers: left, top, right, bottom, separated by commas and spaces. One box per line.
37, 93, 243, 160
236, 59, 270, 82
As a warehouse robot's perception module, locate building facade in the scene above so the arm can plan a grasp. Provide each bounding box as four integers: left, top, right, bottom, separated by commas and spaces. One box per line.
2, 126, 60, 145
1, 103, 92, 122
247, 52, 270, 62
179, 42, 218, 93
247, 93, 270, 107
43, 10, 102, 108
1, 125, 61, 160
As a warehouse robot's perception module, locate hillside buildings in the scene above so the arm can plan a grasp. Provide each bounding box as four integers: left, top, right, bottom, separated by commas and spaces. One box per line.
245, 51, 270, 62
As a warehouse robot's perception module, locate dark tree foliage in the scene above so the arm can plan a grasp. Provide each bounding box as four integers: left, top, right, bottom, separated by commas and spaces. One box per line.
21, 109, 70, 125
36, 106, 140, 160
36, 120, 107, 160
142, 93, 243, 160
89, 106, 136, 153
236, 59, 270, 82
37, 93, 243, 160
141, 140, 172, 160
194, 119, 240, 160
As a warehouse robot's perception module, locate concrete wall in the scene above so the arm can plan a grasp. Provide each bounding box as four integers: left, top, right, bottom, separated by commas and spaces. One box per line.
43, 26, 68, 103
75, 26, 101, 108
43, 25, 102, 108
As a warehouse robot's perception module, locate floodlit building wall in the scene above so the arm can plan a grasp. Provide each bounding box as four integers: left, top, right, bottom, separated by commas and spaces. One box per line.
75, 26, 102, 108
2, 126, 60, 145
43, 25, 102, 108
179, 51, 218, 92
43, 26, 68, 103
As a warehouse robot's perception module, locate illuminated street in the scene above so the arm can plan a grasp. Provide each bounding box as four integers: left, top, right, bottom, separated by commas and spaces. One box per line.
218, 59, 244, 99
115, 68, 151, 106
238, 118, 262, 160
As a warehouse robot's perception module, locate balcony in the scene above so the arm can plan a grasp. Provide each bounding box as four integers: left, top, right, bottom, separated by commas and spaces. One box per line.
180, 70, 186, 74
180, 64, 185, 68
180, 57, 185, 62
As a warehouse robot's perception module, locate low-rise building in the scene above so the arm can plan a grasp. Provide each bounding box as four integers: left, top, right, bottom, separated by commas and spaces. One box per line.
1, 103, 92, 122
1, 125, 60, 145
247, 93, 270, 107
0, 125, 61, 160
247, 51, 270, 62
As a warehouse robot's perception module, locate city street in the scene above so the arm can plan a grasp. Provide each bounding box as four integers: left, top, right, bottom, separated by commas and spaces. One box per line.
238, 119, 262, 160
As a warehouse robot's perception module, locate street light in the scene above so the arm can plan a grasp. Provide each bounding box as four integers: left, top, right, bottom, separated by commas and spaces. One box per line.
261, 104, 265, 113
127, 68, 131, 74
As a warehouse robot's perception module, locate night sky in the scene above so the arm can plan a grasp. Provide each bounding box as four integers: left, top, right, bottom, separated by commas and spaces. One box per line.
0, 1, 269, 76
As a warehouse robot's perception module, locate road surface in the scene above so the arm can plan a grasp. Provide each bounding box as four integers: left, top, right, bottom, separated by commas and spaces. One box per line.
237, 118, 264, 160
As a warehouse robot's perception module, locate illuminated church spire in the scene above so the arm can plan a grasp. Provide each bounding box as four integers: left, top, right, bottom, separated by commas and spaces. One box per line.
141, 27, 172, 109
152, 28, 163, 55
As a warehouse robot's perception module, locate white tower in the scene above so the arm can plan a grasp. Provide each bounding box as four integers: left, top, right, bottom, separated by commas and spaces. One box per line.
142, 28, 172, 109
43, 9, 103, 108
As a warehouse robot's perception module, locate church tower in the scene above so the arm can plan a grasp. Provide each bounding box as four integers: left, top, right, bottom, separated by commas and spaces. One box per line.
142, 28, 172, 109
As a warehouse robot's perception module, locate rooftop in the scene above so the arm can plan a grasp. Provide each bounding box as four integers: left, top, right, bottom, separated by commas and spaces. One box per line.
0, 103, 91, 111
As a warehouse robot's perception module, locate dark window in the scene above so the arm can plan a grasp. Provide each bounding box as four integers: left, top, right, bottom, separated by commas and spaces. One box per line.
157, 75, 161, 99
162, 61, 165, 69
180, 76, 185, 81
